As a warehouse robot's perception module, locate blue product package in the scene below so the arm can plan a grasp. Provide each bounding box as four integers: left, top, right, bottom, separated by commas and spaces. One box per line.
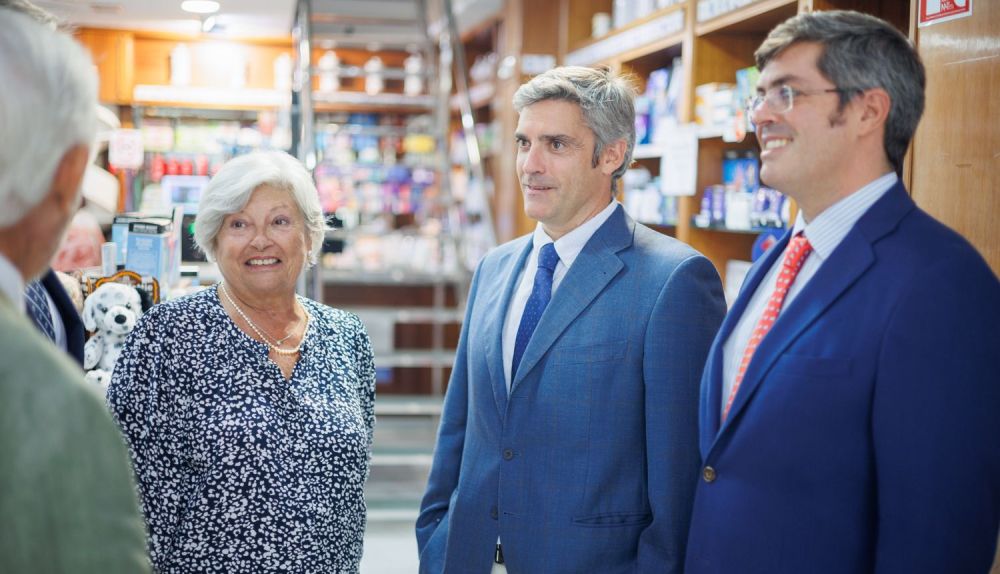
722, 152, 759, 194
125, 217, 173, 287
711, 185, 726, 224
635, 95, 652, 145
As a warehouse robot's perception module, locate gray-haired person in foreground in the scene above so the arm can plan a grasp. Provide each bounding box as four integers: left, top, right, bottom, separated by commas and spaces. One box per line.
0, 3, 150, 572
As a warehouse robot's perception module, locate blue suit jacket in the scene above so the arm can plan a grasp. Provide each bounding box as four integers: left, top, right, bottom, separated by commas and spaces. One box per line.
417, 206, 726, 573
686, 183, 1000, 573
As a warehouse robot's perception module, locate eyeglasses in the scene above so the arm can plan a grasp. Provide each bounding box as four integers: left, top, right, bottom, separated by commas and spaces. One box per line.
745, 85, 854, 115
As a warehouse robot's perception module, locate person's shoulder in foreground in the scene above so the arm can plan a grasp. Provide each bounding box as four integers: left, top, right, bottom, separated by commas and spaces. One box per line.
0, 303, 150, 573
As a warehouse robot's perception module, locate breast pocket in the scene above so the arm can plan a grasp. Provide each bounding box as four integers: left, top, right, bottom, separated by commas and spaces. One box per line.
550, 339, 628, 365
771, 354, 853, 379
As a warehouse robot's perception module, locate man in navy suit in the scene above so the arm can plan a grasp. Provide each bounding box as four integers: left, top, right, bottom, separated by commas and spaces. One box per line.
686, 11, 1000, 574
25, 269, 85, 365
416, 66, 726, 573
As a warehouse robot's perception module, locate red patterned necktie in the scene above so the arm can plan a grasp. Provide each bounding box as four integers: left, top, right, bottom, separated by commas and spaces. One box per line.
723, 233, 813, 421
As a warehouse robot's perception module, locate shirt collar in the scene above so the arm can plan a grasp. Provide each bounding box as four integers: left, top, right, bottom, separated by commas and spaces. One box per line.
793, 172, 897, 260
0, 252, 26, 313
532, 200, 620, 268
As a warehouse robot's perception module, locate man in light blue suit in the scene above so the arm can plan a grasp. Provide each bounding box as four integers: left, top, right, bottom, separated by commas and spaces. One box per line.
416, 66, 726, 573
686, 11, 1000, 574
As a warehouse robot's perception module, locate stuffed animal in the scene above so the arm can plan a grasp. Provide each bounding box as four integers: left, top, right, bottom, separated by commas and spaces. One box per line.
84, 368, 112, 392
82, 282, 144, 373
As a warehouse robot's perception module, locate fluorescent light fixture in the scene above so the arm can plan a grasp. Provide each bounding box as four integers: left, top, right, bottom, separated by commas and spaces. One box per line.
181, 0, 220, 14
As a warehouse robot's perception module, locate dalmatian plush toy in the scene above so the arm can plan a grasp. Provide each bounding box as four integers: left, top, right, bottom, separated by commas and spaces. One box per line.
82, 282, 145, 383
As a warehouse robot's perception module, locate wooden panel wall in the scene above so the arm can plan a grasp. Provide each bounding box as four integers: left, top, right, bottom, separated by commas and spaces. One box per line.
75, 29, 135, 104
910, 3, 999, 276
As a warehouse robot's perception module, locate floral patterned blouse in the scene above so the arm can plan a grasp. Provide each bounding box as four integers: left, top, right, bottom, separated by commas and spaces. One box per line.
108, 286, 375, 573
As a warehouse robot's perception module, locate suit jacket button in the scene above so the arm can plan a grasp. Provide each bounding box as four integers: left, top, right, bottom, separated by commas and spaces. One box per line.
502, 448, 514, 460
490, 506, 498, 520
702, 466, 717, 483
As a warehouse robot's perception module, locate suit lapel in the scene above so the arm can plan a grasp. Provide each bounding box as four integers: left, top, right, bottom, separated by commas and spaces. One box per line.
700, 231, 791, 448
714, 183, 915, 439
41, 270, 84, 366
486, 239, 533, 417
509, 206, 632, 395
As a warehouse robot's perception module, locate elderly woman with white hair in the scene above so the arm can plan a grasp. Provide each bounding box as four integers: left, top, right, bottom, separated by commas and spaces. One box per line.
108, 151, 375, 573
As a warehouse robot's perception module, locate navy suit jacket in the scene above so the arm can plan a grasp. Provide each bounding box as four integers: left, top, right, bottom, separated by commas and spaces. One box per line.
416, 206, 726, 573
38, 270, 84, 367
686, 183, 1000, 573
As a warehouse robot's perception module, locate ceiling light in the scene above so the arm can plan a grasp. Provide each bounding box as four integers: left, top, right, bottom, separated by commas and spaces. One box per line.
181, 1, 220, 15
201, 14, 217, 32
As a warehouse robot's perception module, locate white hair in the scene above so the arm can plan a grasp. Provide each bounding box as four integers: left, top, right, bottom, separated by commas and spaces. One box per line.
0, 9, 97, 227
194, 151, 327, 266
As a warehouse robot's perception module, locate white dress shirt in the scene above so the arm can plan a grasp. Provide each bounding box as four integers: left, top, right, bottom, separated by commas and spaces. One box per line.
501, 200, 620, 392
0, 256, 67, 349
720, 172, 898, 416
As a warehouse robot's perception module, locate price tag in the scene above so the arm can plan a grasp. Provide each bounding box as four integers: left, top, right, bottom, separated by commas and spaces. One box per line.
109, 128, 144, 170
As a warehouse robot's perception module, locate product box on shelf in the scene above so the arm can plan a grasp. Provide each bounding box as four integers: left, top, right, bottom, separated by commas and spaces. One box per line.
734, 66, 760, 136
722, 150, 759, 195
123, 207, 183, 295
645, 59, 684, 145
695, 82, 737, 134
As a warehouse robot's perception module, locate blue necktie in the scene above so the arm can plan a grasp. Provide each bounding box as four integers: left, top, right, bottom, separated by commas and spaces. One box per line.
25, 280, 56, 342
511, 242, 560, 381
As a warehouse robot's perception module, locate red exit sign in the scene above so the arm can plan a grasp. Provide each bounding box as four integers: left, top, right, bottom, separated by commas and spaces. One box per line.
919, 0, 972, 27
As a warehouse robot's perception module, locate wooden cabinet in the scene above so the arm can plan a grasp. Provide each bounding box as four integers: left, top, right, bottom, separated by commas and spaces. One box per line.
75, 28, 135, 104
132, 34, 290, 90
76, 28, 292, 108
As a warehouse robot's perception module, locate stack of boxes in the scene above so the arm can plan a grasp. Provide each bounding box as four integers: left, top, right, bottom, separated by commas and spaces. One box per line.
110, 207, 184, 298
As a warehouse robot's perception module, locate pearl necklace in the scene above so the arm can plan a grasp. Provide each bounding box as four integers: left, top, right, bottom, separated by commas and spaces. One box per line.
218, 282, 309, 356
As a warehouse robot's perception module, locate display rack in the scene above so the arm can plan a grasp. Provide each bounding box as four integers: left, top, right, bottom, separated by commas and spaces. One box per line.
290, 0, 495, 401
291, 0, 499, 520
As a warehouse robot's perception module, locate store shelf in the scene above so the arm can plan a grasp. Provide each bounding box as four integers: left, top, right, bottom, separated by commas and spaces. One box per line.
311, 65, 436, 81
315, 123, 433, 137
312, 91, 437, 112
132, 84, 290, 109
371, 452, 435, 466
375, 350, 456, 368
449, 81, 495, 111
691, 220, 786, 236
565, 7, 686, 67
695, 0, 797, 36
321, 268, 467, 286
373, 394, 445, 416
343, 306, 464, 324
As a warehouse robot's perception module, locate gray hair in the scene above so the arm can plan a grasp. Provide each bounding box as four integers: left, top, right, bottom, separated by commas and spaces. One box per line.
0, 0, 59, 28
513, 66, 636, 184
194, 151, 327, 266
755, 10, 925, 175
0, 8, 97, 227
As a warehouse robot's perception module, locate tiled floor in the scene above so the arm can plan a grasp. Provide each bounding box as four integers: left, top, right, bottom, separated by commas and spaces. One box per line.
361, 401, 436, 573
361, 519, 420, 573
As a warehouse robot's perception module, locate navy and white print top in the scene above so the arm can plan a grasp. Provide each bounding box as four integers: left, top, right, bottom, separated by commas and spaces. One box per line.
108, 286, 375, 574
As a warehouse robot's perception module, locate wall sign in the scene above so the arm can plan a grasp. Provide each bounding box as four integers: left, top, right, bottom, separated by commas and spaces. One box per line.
109, 129, 144, 170
919, 0, 972, 27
